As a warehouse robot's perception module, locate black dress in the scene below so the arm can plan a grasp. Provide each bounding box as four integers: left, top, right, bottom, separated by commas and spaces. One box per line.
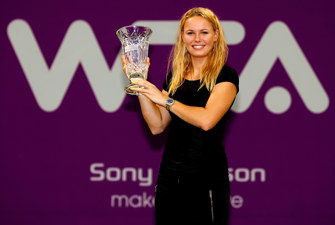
155, 66, 239, 225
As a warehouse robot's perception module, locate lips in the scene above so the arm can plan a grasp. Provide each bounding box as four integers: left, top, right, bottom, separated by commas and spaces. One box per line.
192, 45, 205, 49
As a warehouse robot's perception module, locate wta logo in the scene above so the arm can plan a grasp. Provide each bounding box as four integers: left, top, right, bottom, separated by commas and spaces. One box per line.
7, 19, 329, 114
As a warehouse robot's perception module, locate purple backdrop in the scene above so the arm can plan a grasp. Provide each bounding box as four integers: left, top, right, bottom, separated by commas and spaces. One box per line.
1, 0, 335, 225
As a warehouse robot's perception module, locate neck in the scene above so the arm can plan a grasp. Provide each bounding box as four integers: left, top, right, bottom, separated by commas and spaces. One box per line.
190, 56, 207, 79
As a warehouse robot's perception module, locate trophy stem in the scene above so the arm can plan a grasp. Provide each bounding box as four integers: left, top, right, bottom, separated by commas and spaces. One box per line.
124, 73, 146, 95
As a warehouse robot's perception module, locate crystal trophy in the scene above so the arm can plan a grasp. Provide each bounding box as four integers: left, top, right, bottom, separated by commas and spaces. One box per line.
116, 25, 152, 95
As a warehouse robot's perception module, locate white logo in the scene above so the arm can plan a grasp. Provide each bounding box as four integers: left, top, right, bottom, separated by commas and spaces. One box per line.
7, 19, 329, 114
7, 19, 126, 112
231, 21, 329, 114
90, 163, 153, 187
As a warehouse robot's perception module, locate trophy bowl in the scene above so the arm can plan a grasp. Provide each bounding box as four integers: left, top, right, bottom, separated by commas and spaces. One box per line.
116, 25, 152, 95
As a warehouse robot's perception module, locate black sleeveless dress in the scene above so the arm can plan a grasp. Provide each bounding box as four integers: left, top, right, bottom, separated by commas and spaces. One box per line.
155, 66, 239, 225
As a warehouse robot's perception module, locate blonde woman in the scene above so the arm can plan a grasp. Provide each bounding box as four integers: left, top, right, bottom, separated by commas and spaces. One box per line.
125, 7, 239, 225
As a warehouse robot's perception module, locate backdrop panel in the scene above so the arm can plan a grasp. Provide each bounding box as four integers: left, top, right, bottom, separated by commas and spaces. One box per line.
1, 0, 334, 225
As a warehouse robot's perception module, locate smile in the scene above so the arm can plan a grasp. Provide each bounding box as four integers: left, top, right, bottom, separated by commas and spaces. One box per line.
192, 45, 205, 49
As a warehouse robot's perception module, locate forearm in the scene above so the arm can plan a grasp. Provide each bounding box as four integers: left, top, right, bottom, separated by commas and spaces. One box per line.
169, 101, 220, 131
130, 80, 236, 133
138, 95, 169, 134
168, 83, 237, 131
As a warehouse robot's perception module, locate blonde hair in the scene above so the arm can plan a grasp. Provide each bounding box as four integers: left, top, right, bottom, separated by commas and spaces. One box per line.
167, 7, 228, 95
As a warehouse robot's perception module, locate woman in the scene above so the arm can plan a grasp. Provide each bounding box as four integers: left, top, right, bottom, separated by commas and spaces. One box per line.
124, 7, 239, 225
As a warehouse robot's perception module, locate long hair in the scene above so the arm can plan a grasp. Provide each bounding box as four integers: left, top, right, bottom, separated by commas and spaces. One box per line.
167, 7, 228, 95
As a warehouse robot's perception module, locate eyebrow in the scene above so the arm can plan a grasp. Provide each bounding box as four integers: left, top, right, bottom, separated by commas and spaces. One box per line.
184, 29, 210, 32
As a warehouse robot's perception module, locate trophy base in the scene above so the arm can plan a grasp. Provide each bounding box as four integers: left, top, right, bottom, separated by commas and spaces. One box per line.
124, 84, 143, 95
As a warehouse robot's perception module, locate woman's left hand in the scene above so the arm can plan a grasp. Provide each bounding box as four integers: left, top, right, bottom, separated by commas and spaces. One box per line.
131, 80, 168, 106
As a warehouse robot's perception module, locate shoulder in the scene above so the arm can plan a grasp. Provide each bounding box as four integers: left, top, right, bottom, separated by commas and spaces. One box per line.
216, 65, 239, 93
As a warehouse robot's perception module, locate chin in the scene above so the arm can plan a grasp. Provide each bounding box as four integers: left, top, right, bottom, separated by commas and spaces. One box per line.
189, 52, 211, 58
188, 48, 212, 58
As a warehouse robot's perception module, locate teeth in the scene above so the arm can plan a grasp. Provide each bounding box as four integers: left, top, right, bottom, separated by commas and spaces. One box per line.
193, 46, 204, 49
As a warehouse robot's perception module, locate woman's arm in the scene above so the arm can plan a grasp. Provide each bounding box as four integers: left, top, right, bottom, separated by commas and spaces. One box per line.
137, 90, 171, 135
169, 82, 237, 131
133, 80, 237, 131
121, 56, 171, 135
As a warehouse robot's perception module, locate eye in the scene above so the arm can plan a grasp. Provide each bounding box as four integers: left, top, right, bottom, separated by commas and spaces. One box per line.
186, 31, 193, 35
202, 31, 209, 34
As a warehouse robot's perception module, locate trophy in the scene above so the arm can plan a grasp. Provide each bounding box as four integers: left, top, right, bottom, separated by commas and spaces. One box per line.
116, 25, 152, 95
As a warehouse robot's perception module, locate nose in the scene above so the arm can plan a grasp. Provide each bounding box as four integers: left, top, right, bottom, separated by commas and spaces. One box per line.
195, 33, 201, 42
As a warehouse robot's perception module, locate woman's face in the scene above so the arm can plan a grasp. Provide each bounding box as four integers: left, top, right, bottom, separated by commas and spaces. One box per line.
182, 16, 218, 60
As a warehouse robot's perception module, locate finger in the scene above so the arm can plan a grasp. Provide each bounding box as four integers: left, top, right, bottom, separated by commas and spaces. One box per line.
132, 79, 148, 86
135, 81, 158, 93
134, 80, 156, 90
130, 87, 147, 94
